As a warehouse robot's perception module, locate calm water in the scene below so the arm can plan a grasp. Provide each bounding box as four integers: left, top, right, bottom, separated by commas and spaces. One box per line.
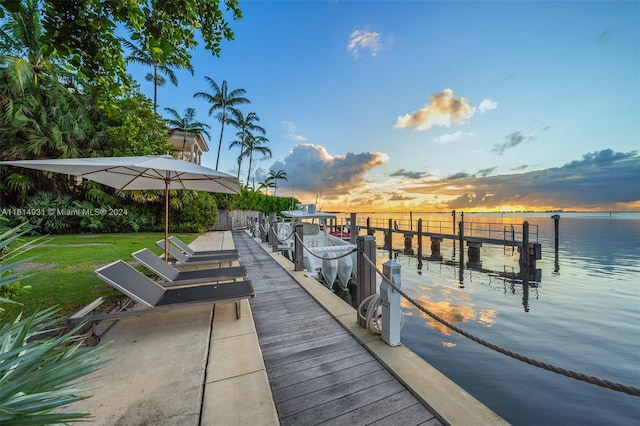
336, 212, 640, 425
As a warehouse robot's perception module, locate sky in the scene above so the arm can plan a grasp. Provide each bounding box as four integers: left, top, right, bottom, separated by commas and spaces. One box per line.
127, 0, 640, 213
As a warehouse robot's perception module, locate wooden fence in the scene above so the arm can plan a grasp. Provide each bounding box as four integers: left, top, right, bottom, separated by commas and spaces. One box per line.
210, 209, 261, 231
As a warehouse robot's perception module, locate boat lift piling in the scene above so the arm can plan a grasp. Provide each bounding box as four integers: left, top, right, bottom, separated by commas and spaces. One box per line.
458, 220, 465, 284
551, 214, 561, 274
359, 212, 543, 272
417, 219, 423, 269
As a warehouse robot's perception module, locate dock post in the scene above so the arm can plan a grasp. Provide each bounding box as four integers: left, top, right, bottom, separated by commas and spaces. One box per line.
387, 219, 393, 259
458, 220, 464, 284
467, 241, 482, 267
356, 235, 376, 328
452, 210, 456, 235
294, 223, 304, 271
259, 212, 266, 243
430, 237, 443, 260
350, 213, 357, 245
417, 219, 423, 269
269, 212, 278, 252
521, 221, 530, 311
551, 214, 560, 274
403, 233, 414, 255
551, 214, 560, 255
381, 259, 402, 346
367, 217, 373, 236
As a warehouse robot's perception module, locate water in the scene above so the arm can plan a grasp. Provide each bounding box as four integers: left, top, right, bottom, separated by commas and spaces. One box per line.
336, 212, 640, 425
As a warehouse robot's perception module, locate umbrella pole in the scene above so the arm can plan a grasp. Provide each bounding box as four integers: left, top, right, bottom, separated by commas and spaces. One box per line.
165, 180, 169, 262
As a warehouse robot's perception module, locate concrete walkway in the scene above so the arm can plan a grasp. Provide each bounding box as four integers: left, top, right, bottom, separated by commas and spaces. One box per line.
69, 231, 278, 425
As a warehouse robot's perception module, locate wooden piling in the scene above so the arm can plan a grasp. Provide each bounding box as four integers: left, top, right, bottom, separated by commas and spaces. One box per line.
522, 221, 530, 307
551, 214, 560, 255
294, 223, 304, 271
403, 233, 414, 255
467, 241, 482, 266
458, 220, 464, 284
269, 212, 278, 252
356, 235, 376, 328
350, 212, 357, 245
417, 219, 423, 269
387, 219, 393, 259
259, 212, 266, 243
430, 237, 443, 260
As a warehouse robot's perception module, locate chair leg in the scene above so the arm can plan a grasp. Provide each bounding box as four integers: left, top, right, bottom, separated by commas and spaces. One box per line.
235, 301, 241, 319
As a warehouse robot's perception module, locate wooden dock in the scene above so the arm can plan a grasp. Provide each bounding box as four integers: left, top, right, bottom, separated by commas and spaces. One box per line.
232, 230, 443, 426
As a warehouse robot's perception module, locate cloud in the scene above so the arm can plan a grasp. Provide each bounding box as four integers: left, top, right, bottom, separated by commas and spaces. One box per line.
423, 149, 639, 210
477, 166, 497, 177
270, 144, 388, 197
564, 148, 632, 168
281, 121, 307, 142
348, 29, 383, 58
389, 169, 429, 179
478, 98, 498, 113
493, 131, 536, 155
394, 89, 477, 131
447, 172, 471, 180
433, 131, 467, 144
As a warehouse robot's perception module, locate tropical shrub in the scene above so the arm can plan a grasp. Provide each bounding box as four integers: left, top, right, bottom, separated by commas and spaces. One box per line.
0, 220, 105, 423
11, 192, 76, 233
169, 190, 218, 233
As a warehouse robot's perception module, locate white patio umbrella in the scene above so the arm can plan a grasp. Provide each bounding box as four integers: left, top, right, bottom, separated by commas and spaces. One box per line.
0, 155, 240, 261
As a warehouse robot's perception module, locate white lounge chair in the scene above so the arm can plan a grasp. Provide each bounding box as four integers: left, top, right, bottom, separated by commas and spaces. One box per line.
132, 248, 246, 286
168, 236, 238, 257
156, 240, 239, 265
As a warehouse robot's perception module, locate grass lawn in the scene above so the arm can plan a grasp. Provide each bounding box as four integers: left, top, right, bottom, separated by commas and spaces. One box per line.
0, 232, 200, 325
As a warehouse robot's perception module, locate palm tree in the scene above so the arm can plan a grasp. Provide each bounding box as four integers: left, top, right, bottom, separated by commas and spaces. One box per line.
193, 77, 249, 170
257, 180, 275, 195
0, 0, 91, 161
0, 0, 71, 94
240, 134, 271, 187
122, 39, 193, 113
227, 110, 266, 179
163, 107, 211, 161
266, 169, 287, 196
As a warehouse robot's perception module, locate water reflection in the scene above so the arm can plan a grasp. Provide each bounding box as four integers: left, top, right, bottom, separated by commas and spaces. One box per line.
401, 285, 499, 340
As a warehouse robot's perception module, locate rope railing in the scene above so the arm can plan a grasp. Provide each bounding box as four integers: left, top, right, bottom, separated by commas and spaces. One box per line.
359, 251, 640, 397
275, 228, 295, 243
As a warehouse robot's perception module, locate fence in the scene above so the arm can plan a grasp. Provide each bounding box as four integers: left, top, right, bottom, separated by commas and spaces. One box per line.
210, 209, 261, 231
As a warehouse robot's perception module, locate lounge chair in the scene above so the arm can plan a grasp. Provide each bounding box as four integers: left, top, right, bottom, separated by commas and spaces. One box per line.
156, 240, 239, 265
70, 260, 254, 326
168, 235, 238, 257
132, 248, 247, 286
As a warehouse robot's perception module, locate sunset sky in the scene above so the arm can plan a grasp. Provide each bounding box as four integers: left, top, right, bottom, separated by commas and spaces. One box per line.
128, 1, 639, 212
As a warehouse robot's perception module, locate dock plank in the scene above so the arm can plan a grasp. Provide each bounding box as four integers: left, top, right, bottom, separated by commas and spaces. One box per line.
232, 230, 443, 426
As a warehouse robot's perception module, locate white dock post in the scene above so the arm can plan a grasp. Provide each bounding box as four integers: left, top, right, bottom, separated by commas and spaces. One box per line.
381, 259, 402, 346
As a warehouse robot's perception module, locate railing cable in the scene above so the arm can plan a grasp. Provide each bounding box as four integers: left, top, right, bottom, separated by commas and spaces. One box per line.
359, 251, 640, 397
